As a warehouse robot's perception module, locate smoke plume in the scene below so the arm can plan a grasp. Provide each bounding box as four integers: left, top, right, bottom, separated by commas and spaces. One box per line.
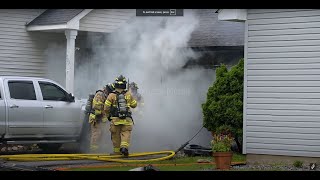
48, 10, 217, 152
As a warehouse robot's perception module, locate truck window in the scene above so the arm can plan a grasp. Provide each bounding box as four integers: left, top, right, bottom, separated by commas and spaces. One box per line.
39, 82, 68, 101
8, 81, 36, 100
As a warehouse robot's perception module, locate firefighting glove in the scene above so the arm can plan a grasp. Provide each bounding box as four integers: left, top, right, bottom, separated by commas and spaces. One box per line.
102, 116, 108, 123
95, 109, 102, 116
89, 114, 96, 124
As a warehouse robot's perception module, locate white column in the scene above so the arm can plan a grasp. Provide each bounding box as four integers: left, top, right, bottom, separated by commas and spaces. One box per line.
65, 29, 78, 94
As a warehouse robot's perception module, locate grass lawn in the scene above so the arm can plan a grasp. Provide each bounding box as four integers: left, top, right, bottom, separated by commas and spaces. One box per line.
70, 164, 215, 171
64, 153, 246, 171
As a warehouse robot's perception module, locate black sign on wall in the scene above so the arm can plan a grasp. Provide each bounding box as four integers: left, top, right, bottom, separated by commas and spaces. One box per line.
136, 9, 184, 16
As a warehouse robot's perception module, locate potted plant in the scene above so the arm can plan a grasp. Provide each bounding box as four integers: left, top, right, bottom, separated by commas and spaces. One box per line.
202, 59, 244, 153
211, 125, 234, 170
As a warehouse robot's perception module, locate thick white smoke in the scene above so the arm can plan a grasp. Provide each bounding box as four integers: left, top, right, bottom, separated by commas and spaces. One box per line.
79, 10, 215, 152
45, 43, 66, 87
47, 10, 217, 153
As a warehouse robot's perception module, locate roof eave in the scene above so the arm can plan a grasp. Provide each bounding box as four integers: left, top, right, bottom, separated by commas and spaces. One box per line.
26, 9, 93, 32
26, 24, 68, 31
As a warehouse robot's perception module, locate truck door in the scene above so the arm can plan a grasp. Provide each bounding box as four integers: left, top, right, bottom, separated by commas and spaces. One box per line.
5, 80, 43, 136
38, 81, 80, 136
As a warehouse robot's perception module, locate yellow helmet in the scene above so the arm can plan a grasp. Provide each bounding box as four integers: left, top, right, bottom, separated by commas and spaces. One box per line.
105, 83, 115, 92
114, 75, 127, 89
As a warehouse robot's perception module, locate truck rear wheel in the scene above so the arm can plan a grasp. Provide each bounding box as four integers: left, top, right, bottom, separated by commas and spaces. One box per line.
38, 143, 62, 153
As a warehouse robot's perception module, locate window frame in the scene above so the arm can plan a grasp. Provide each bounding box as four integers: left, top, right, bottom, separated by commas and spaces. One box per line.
7, 80, 37, 101
38, 81, 69, 102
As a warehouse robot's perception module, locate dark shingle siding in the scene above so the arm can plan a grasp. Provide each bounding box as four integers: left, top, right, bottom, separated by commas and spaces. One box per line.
188, 9, 245, 47
83, 9, 244, 47
27, 9, 84, 26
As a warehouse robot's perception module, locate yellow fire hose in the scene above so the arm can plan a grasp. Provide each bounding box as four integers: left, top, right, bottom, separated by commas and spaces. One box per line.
0, 126, 209, 163
0, 150, 176, 163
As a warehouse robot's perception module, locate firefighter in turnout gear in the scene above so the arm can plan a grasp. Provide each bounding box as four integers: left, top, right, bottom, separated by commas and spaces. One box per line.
104, 75, 137, 156
129, 82, 144, 116
89, 83, 115, 153
129, 82, 143, 103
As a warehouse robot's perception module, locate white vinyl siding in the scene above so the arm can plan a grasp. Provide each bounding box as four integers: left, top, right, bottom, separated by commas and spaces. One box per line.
79, 9, 135, 33
0, 9, 65, 78
245, 9, 320, 157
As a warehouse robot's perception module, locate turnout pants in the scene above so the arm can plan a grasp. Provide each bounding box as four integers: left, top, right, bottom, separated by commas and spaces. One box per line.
90, 120, 104, 152
109, 124, 133, 153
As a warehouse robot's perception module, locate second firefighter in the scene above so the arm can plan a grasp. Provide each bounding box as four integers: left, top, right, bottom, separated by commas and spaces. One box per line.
89, 83, 114, 152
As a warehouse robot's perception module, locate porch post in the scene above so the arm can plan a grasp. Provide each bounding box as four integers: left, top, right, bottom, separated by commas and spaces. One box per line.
65, 29, 78, 94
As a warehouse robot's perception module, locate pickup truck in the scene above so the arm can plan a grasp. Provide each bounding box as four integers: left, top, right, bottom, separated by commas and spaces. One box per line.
0, 76, 89, 152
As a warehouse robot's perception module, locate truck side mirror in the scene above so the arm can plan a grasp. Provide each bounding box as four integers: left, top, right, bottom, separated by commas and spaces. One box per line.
68, 93, 75, 102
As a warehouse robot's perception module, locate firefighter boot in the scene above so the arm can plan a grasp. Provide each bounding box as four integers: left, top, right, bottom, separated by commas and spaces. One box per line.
120, 147, 129, 157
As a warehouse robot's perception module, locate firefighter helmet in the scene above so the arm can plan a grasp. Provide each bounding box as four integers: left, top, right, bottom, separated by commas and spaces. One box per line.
114, 75, 127, 89
129, 82, 138, 90
105, 83, 115, 93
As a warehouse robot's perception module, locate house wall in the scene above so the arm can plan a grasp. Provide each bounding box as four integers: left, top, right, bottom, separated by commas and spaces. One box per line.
79, 9, 135, 33
0, 9, 66, 78
245, 9, 320, 157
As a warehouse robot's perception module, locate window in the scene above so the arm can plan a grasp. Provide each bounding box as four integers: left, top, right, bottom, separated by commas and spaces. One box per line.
39, 82, 68, 101
8, 81, 36, 100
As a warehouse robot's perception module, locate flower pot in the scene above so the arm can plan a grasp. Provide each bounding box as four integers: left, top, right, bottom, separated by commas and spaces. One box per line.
213, 152, 233, 170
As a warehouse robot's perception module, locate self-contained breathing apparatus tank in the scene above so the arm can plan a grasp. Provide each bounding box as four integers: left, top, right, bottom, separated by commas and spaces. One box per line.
117, 93, 128, 119
85, 94, 95, 114
78, 93, 95, 153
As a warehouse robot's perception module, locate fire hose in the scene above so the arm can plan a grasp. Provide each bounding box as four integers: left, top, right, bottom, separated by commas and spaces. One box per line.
0, 127, 204, 163
0, 151, 175, 163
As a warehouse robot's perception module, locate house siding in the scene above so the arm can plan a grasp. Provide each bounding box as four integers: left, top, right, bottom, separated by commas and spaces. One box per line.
246, 9, 320, 157
79, 9, 135, 33
0, 9, 66, 77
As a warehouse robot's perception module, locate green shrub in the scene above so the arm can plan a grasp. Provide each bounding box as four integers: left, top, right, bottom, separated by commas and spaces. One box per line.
293, 160, 303, 168
202, 59, 244, 152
